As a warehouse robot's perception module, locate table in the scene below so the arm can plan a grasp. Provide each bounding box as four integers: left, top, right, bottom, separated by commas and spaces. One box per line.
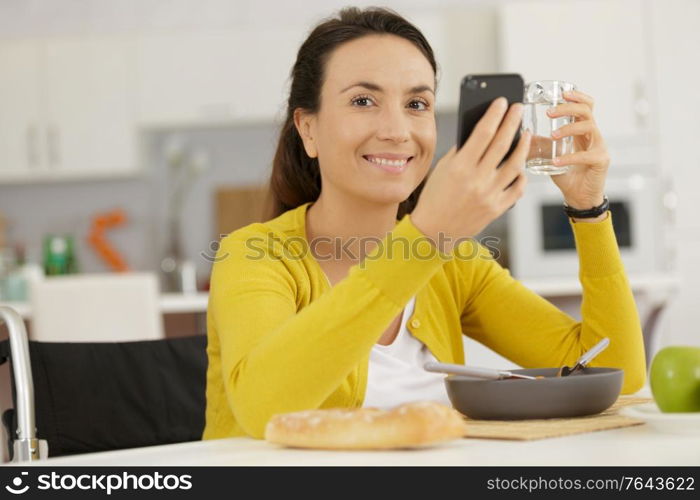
18, 425, 700, 467
14, 389, 700, 467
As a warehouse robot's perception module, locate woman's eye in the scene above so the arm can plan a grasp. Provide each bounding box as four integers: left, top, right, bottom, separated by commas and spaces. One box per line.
351, 96, 430, 110
351, 96, 374, 107
409, 99, 429, 111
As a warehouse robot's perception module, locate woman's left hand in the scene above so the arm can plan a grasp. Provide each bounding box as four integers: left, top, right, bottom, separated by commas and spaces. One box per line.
547, 89, 609, 209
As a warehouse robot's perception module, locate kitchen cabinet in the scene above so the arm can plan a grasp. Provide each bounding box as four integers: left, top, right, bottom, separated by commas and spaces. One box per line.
497, 0, 653, 144
43, 37, 138, 179
0, 36, 139, 183
0, 42, 44, 178
648, 0, 700, 349
135, 28, 303, 127
422, 6, 500, 113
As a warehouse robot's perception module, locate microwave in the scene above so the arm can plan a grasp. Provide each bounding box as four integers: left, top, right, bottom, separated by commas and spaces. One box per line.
505, 173, 673, 280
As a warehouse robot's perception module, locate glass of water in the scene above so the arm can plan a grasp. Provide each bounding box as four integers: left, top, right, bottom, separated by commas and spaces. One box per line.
521, 80, 577, 175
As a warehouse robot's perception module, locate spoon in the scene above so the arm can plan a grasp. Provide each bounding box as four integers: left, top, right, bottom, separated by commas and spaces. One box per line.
424, 361, 543, 380
556, 337, 610, 377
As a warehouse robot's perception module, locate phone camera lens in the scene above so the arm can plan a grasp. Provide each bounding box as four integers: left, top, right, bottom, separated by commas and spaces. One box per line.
466, 79, 478, 90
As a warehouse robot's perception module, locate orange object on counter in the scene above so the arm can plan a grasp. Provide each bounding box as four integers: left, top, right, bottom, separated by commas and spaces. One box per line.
87, 209, 130, 272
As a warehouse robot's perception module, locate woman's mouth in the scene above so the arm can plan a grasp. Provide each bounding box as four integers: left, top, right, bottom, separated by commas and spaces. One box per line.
362, 154, 414, 174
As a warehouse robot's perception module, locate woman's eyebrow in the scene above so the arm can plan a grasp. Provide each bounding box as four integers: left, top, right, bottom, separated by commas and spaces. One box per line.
340, 81, 435, 95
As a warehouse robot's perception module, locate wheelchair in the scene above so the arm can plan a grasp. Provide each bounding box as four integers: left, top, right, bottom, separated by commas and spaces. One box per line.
0, 306, 207, 462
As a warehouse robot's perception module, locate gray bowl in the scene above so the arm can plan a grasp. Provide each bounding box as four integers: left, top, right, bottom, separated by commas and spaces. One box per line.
445, 367, 623, 420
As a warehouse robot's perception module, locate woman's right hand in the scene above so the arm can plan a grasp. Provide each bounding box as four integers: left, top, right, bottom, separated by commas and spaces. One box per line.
411, 97, 531, 254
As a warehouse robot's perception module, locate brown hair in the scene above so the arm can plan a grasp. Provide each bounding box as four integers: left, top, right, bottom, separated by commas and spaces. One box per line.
264, 6, 438, 220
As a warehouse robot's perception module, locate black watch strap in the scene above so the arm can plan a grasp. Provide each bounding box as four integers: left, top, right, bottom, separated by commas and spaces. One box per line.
563, 195, 609, 219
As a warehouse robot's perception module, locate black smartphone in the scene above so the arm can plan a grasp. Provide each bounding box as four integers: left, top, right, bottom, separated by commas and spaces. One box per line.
456, 73, 524, 163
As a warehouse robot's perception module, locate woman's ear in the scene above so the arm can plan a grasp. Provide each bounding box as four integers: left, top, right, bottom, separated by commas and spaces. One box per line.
293, 108, 318, 158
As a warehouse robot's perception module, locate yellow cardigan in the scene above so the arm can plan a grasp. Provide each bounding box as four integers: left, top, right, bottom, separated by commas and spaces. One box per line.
203, 201, 646, 440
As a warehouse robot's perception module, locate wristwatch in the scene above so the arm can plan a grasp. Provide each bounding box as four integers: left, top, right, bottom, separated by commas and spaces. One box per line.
563, 195, 609, 219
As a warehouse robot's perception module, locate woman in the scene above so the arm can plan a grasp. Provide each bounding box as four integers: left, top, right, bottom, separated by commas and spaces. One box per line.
203, 7, 646, 440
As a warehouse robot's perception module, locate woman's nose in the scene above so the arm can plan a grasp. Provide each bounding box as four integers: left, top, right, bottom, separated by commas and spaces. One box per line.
376, 105, 410, 143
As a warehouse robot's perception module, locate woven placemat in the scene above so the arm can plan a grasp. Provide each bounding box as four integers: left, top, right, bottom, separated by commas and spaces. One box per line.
463, 396, 653, 440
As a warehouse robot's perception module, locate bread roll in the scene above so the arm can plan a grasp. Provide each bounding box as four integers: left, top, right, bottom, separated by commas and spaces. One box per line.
264, 401, 468, 450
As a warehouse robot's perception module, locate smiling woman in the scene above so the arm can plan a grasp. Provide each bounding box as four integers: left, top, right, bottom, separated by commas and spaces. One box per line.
291, 34, 436, 210
265, 8, 439, 222
202, 7, 646, 440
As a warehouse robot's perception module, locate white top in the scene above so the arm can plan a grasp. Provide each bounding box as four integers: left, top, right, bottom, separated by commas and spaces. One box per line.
362, 295, 452, 409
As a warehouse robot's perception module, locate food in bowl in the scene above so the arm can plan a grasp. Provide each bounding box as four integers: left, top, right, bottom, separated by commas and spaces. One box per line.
445, 367, 623, 420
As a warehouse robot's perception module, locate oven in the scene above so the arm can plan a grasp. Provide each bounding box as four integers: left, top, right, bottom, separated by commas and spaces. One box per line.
506, 173, 673, 280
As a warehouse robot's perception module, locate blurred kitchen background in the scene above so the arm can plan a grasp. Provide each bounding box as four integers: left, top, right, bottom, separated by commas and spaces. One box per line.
0, 0, 698, 409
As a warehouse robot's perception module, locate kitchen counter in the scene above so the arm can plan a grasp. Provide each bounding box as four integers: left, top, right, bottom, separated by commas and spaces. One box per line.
520, 272, 679, 298
0, 272, 679, 318
0, 292, 209, 319
1, 273, 678, 366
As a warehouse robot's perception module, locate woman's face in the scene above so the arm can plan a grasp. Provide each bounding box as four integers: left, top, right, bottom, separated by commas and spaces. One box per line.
296, 34, 436, 208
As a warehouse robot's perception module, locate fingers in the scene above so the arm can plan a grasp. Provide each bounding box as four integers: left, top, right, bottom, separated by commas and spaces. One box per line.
478, 103, 524, 169
500, 169, 528, 209
431, 145, 458, 176
457, 97, 509, 162
442, 145, 458, 161
527, 135, 551, 161
551, 149, 610, 169
551, 120, 597, 140
563, 89, 594, 109
547, 102, 592, 120
496, 130, 530, 189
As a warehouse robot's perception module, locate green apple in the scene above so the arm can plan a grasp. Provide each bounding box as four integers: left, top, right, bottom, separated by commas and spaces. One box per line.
650, 346, 700, 413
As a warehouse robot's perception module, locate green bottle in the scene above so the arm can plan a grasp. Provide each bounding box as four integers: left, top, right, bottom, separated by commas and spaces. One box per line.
43, 235, 78, 276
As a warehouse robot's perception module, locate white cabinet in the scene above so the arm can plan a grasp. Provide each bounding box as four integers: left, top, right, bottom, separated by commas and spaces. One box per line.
44, 37, 138, 178
0, 26, 306, 182
0, 36, 138, 183
649, 0, 700, 350
497, 0, 653, 143
0, 41, 44, 177
135, 31, 243, 126
421, 6, 499, 113
135, 28, 303, 126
